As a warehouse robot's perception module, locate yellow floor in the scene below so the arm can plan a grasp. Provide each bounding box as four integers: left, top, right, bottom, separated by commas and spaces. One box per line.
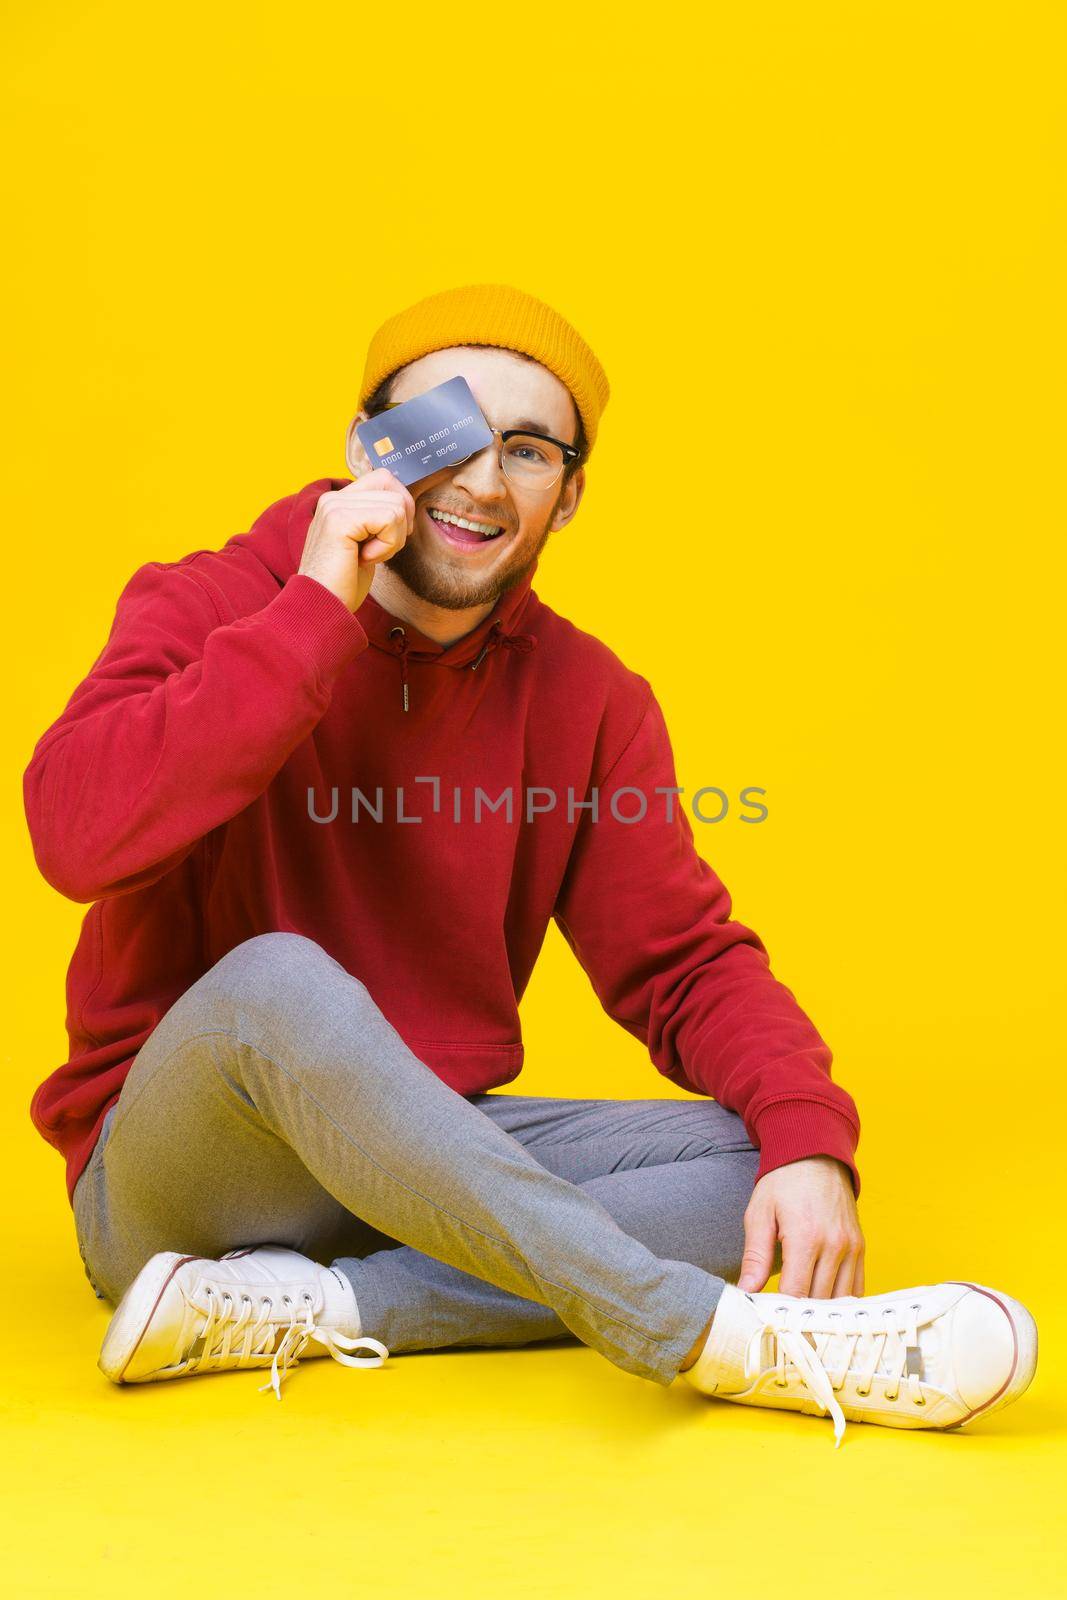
3, 1159, 1064, 1600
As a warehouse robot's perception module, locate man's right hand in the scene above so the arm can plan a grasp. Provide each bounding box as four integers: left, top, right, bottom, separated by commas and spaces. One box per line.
298, 469, 415, 612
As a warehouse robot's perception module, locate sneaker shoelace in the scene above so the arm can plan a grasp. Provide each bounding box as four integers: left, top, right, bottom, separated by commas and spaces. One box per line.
192, 1286, 390, 1399
746, 1300, 927, 1447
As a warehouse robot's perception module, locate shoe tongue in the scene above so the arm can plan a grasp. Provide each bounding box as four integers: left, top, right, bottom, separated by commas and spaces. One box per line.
774, 1305, 940, 1386
832, 1304, 942, 1385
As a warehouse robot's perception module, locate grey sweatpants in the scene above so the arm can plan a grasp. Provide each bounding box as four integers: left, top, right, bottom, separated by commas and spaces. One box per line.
72, 933, 768, 1386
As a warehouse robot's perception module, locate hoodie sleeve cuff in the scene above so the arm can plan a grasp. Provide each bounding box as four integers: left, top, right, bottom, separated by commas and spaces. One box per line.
264, 574, 369, 681
751, 1099, 861, 1198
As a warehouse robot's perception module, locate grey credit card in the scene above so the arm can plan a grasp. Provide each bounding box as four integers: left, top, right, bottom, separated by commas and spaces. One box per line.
355, 377, 495, 488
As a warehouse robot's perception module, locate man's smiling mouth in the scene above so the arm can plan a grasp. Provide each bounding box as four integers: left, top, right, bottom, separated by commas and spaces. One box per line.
427, 507, 507, 543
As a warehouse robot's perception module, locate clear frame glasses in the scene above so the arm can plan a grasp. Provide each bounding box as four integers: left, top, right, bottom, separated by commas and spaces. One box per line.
376, 402, 579, 491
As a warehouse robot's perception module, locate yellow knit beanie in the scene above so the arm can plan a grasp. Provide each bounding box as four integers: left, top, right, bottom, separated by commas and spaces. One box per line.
358, 283, 610, 455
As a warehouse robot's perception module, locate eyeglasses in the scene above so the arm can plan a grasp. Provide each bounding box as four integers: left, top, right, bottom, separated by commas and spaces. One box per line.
375, 402, 579, 491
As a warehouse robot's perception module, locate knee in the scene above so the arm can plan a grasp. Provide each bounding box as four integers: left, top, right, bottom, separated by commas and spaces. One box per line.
195, 934, 379, 1043
191, 934, 371, 1030
200, 933, 370, 1020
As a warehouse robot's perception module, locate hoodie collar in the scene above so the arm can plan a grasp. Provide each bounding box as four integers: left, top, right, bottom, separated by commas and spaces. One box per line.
354, 572, 538, 668
232, 476, 540, 671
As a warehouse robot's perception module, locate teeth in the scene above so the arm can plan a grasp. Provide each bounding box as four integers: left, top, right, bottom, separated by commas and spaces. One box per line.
429, 509, 504, 538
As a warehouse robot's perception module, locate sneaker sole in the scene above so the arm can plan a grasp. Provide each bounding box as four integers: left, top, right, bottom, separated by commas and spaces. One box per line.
944, 1281, 1039, 1429
98, 1252, 203, 1383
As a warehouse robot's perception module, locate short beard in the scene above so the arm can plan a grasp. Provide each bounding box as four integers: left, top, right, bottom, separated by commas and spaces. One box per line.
388, 490, 563, 611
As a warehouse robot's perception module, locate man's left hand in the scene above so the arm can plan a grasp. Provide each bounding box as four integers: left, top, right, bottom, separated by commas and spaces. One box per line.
737, 1156, 866, 1298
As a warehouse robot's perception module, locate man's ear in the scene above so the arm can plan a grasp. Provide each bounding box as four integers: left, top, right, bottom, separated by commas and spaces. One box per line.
344, 411, 372, 480
550, 465, 586, 532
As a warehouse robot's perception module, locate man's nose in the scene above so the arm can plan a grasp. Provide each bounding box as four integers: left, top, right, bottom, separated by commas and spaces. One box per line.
451, 436, 509, 501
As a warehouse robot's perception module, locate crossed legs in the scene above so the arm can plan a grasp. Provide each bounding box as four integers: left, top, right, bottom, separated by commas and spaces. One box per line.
73, 934, 763, 1386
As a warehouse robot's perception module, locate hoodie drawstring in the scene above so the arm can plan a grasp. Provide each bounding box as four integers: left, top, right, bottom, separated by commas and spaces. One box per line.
389, 620, 537, 711
470, 620, 537, 673
389, 626, 411, 713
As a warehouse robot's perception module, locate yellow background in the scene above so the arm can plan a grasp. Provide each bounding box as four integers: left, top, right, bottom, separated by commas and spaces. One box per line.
2, 3, 1064, 1595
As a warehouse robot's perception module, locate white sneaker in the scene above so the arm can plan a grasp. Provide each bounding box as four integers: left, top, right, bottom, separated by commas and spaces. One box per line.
98, 1245, 390, 1398
682, 1279, 1037, 1446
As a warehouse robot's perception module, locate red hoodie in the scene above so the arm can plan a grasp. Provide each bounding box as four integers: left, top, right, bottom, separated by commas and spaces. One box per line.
25, 478, 861, 1204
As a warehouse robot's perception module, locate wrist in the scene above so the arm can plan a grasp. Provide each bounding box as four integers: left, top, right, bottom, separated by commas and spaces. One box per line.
751, 1099, 861, 1199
